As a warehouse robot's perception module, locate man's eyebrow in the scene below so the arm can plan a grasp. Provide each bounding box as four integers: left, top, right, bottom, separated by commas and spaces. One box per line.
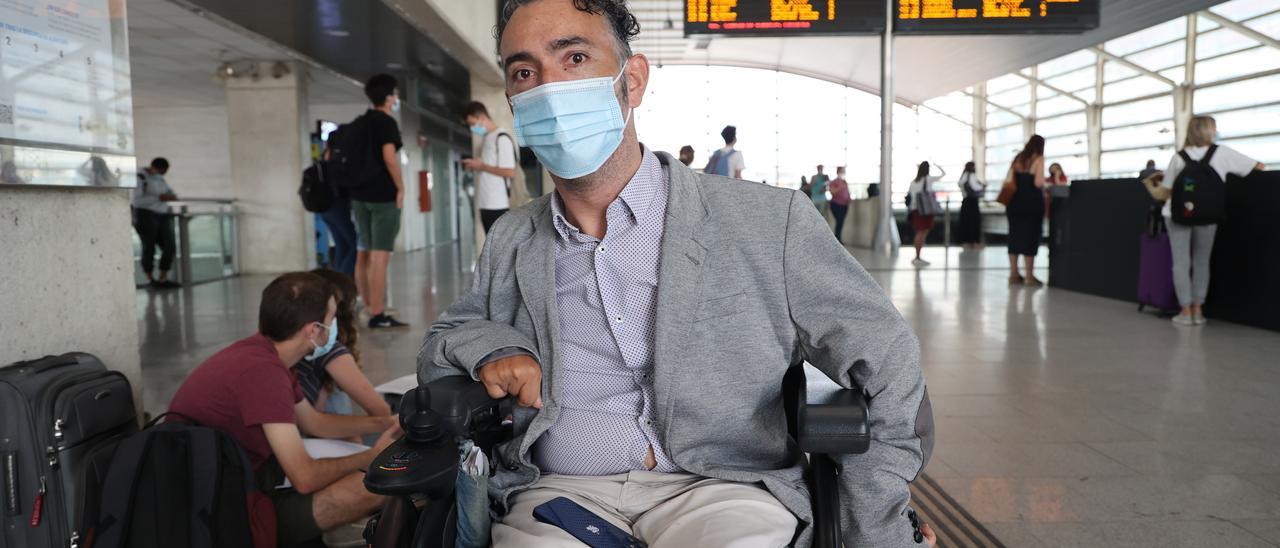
502, 51, 535, 68
548, 36, 591, 52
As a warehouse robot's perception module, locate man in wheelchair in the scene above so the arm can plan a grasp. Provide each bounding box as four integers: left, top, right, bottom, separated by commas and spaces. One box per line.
409, 1, 936, 545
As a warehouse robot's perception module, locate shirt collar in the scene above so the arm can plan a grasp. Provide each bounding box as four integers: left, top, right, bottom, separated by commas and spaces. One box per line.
551, 147, 665, 241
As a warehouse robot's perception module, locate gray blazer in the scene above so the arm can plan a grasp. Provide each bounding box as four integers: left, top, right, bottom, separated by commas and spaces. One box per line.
419, 152, 934, 547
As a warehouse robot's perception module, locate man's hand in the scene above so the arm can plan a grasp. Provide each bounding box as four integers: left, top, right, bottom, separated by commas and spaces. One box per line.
922, 523, 937, 547
477, 355, 543, 409
461, 158, 483, 172
367, 422, 403, 465
396, 190, 405, 210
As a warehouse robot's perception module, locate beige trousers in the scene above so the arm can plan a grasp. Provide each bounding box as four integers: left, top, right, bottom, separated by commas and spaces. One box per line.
493, 471, 798, 548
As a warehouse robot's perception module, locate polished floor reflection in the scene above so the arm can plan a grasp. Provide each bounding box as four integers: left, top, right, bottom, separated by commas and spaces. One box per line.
137, 244, 1280, 547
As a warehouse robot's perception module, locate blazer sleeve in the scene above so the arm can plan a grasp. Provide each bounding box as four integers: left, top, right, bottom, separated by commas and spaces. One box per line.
417, 225, 540, 384
781, 192, 934, 547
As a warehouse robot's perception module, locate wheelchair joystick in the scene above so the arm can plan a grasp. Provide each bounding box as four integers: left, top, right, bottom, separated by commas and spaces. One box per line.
365, 386, 459, 498
402, 385, 443, 443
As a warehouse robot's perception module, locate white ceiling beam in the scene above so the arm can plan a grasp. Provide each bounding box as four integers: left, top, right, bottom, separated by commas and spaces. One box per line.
1092, 46, 1176, 87
1199, 10, 1280, 51
962, 91, 1027, 120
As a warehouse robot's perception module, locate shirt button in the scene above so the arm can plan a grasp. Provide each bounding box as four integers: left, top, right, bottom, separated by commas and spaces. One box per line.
597, 245, 606, 253
615, 316, 624, 324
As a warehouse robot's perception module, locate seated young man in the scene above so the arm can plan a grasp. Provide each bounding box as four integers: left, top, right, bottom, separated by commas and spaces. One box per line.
169, 272, 401, 547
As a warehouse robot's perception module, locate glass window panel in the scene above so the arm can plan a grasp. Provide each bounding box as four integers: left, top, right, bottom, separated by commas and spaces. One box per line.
1125, 40, 1185, 72
924, 93, 971, 123
1221, 135, 1280, 165
1196, 47, 1280, 84
1206, 104, 1280, 139
1038, 50, 1096, 79
1103, 76, 1172, 104
1046, 155, 1089, 179
986, 110, 1022, 128
1037, 113, 1087, 138
1102, 120, 1176, 151
1195, 27, 1258, 60
1045, 133, 1088, 156
1038, 95, 1086, 118
988, 125, 1024, 147
990, 85, 1030, 109
1104, 62, 1139, 83
1160, 66, 1185, 84
1045, 66, 1096, 95
1101, 147, 1174, 178
1196, 74, 1280, 112
776, 71, 848, 187
1106, 18, 1186, 56
1247, 12, 1280, 40
1103, 95, 1172, 128
987, 74, 1026, 94
1210, 0, 1280, 22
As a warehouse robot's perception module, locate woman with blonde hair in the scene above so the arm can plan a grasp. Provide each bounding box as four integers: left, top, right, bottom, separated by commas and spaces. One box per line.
1146, 115, 1265, 326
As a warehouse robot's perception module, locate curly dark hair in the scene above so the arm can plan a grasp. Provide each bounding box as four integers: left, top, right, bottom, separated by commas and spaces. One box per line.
497, 0, 641, 64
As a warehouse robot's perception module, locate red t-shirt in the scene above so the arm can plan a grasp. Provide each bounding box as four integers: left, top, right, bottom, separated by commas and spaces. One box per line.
169, 333, 304, 470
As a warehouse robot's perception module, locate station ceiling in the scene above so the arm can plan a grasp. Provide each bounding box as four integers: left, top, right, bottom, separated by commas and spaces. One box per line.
630, 0, 1227, 104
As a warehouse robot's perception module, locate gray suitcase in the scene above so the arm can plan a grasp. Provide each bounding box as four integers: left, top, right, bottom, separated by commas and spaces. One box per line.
0, 353, 137, 548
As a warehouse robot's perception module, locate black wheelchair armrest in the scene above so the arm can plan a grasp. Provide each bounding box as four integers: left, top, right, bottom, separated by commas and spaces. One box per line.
792, 370, 871, 455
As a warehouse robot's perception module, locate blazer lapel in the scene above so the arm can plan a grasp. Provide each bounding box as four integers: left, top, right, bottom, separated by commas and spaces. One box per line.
515, 201, 560, 399
652, 153, 711, 426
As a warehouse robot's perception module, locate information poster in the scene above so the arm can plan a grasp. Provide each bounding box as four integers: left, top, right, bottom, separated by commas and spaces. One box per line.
0, 0, 134, 187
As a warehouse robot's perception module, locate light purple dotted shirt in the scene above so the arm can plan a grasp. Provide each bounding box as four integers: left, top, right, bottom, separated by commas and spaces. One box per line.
532, 149, 681, 476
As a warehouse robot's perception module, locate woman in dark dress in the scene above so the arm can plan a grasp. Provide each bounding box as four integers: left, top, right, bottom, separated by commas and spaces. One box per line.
957, 161, 985, 247
1005, 135, 1047, 286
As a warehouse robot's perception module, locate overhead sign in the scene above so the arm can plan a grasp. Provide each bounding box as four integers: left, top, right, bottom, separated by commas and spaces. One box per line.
683, 0, 1099, 36
683, 0, 885, 36
895, 0, 1099, 34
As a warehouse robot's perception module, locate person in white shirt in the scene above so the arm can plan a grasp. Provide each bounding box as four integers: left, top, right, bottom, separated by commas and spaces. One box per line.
907, 161, 945, 266
132, 157, 179, 287
1147, 115, 1265, 326
956, 161, 985, 248
705, 125, 745, 179
462, 101, 520, 234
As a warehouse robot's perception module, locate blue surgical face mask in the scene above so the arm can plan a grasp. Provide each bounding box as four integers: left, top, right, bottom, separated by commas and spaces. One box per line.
1214, 131, 1221, 142
470, 124, 488, 137
391, 97, 401, 114
308, 318, 337, 360
510, 62, 632, 179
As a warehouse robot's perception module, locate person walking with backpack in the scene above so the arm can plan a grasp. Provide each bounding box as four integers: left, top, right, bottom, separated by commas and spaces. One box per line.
809, 164, 831, 214
1146, 115, 1264, 326
462, 101, 521, 234
705, 125, 745, 178
347, 74, 408, 329
907, 161, 945, 267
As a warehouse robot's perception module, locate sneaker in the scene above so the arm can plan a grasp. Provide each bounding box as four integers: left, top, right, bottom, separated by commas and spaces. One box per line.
1024, 276, 1043, 288
1009, 273, 1025, 285
911, 258, 930, 267
157, 279, 181, 289
1193, 313, 1207, 325
1172, 313, 1197, 326
368, 314, 409, 329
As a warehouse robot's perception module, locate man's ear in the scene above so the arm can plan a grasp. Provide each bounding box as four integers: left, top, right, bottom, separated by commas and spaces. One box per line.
624, 54, 650, 109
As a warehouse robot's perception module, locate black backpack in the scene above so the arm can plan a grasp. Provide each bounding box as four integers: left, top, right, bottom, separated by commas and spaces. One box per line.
91, 416, 265, 548
1170, 145, 1226, 225
326, 115, 382, 190
299, 162, 336, 213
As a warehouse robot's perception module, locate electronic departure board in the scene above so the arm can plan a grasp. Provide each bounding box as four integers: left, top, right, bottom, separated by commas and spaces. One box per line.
895, 0, 1099, 34
684, 0, 885, 36
683, 0, 1099, 36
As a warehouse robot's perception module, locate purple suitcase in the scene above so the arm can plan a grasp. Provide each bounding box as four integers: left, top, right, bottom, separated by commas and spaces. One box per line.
1137, 232, 1180, 314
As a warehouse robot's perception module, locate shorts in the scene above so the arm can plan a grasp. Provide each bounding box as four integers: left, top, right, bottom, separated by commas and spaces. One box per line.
911, 212, 935, 232
255, 458, 322, 547
351, 200, 401, 252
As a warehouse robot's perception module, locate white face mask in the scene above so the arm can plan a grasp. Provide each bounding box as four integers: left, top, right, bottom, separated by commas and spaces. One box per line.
391, 97, 401, 114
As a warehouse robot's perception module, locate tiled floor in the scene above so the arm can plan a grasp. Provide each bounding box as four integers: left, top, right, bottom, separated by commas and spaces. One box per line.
136, 243, 1280, 547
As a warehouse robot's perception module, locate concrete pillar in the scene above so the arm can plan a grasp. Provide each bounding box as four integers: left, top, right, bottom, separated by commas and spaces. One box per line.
1173, 84, 1194, 150
0, 187, 141, 406
224, 61, 312, 274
